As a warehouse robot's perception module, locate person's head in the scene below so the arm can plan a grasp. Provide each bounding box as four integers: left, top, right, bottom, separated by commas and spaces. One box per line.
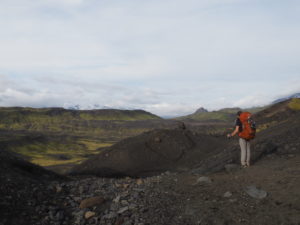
237, 111, 242, 117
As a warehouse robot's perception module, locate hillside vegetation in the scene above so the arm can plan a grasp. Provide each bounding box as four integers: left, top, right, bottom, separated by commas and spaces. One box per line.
288, 98, 300, 110
0, 108, 177, 168
0, 107, 160, 135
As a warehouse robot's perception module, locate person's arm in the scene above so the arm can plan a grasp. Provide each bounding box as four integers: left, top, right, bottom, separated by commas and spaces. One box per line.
227, 126, 239, 138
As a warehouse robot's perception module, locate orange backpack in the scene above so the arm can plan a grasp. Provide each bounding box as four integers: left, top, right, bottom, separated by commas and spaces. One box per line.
238, 112, 256, 140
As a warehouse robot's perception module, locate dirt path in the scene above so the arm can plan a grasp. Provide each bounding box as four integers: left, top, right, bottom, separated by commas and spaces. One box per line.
171, 154, 300, 225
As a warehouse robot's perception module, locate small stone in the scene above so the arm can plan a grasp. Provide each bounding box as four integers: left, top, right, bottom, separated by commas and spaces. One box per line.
114, 217, 125, 225
136, 179, 143, 185
115, 183, 122, 188
79, 186, 84, 194
223, 191, 232, 198
80, 196, 105, 209
49, 211, 55, 220
117, 206, 129, 214
121, 200, 128, 205
56, 210, 64, 221
103, 212, 117, 219
113, 195, 121, 203
73, 197, 81, 202
245, 185, 267, 199
85, 211, 95, 220
224, 164, 240, 173
164, 171, 171, 175
196, 176, 212, 184
154, 137, 161, 143
123, 184, 130, 189
56, 185, 62, 193
129, 204, 137, 210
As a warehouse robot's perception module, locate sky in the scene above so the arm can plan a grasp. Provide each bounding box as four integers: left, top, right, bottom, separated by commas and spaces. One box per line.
0, 0, 300, 117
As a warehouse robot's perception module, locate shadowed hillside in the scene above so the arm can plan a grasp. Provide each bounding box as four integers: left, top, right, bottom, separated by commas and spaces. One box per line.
254, 98, 300, 132
0, 149, 67, 225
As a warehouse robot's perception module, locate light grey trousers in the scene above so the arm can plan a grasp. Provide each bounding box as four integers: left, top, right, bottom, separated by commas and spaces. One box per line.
239, 138, 251, 165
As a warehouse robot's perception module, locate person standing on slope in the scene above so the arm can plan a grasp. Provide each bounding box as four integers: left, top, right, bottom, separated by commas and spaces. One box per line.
227, 111, 256, 167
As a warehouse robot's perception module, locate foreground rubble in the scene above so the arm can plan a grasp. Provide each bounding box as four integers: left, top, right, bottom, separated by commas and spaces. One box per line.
2, 153, 299, 225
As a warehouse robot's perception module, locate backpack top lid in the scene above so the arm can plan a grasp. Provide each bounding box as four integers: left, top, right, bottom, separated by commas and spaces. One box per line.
239, 112, 251, 122
238, 111, 256, 140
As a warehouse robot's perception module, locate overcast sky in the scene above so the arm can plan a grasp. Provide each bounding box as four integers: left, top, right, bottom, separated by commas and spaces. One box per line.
0, 0, 299, 117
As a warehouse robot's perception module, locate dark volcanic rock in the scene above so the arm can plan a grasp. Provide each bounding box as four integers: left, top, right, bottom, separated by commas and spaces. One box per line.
70, 128, 226, 177
194, 107, 208, 114
79, 196, 106, 209
0, 149, 66, 225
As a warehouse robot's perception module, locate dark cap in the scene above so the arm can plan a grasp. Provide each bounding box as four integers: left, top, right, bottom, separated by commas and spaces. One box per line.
237, 111, 242, 116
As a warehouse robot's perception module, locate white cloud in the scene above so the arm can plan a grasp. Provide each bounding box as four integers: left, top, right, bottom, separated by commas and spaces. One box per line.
233, 94, 273, 108
43, 0, 85, 6
0, 0, 299, 115
144, 102, 199, 118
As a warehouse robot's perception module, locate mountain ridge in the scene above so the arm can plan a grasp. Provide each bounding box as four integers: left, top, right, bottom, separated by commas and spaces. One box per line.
272, 92, 300, 104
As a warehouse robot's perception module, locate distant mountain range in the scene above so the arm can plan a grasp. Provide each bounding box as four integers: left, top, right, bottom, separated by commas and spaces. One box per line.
64, 103, 136, 111
63, 92, 300, 119
177, 106, 265, 122
176, 92, 300, 122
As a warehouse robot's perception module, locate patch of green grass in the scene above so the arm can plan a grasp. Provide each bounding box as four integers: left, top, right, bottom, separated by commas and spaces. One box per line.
78, 139, 112, 150
79, 111, 158, 121
256, 121, 280, 132
31, 156, 85, 167
186, 111, 234, 122
5, 136, 113, 167
288, 98, 300, 110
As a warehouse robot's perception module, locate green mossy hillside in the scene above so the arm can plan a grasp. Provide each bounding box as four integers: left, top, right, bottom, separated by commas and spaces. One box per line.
0, 108, 161, 136
177, 106, 266, 122
184, 111, 235, 122
0, 108, 174, 168
288, 98, 300, 110
0, 132, 112, 167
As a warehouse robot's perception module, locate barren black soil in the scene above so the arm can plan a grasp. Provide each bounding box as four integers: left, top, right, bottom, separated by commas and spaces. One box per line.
1, 152, 299, 225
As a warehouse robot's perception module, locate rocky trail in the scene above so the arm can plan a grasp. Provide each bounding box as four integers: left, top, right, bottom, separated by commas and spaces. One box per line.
1, 152, 299, 225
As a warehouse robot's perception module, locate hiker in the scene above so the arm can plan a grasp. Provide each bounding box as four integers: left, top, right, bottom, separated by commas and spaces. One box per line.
227, 111, 256, 167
